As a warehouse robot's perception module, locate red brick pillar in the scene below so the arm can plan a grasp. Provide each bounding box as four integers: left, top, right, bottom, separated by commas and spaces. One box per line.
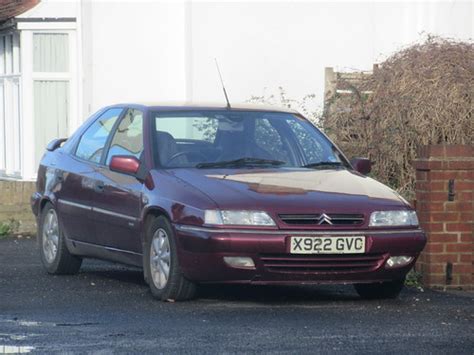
413, 145, 473, 289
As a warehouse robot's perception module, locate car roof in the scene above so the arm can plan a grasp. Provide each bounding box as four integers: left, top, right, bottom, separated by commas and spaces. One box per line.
111, 101, 299, 114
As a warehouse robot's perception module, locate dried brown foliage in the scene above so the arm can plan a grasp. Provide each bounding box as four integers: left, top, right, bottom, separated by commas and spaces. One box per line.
322, 36, 474, 199
248, 87, 321, 126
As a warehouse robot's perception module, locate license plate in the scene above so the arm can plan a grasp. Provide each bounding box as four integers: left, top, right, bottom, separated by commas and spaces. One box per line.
290, 236, 365, 254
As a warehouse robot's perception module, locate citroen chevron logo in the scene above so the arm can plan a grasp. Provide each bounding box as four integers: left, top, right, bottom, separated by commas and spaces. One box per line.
317, 213, 333, 225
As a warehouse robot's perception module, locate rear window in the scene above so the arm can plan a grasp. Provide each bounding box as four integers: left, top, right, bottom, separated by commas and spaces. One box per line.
75, 108, 122, 163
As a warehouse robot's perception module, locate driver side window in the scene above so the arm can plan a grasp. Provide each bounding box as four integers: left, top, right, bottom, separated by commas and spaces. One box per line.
105, 108, 144, 165
75, 108, 122, 163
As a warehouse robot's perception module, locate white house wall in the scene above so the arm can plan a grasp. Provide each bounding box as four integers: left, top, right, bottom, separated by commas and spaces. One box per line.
16, 0, 474, 120
188, 1, 473, 109
83, 1, 187, 115
19, 0, 189, 116
3, 0, 473, 180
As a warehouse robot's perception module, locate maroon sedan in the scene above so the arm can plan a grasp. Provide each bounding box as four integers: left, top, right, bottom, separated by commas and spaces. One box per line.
31, 103, 426, 301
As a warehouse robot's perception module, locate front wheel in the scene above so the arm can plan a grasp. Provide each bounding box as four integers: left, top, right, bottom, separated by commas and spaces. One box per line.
144, 216, 196, 301
354, 279, 405, 299
38, 202, 82, 274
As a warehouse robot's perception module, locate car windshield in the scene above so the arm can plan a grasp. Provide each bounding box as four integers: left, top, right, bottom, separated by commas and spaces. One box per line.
152, 110, 347, 169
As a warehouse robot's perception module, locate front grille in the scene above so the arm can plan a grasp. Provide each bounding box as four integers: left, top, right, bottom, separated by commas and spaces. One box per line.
278, 213, 364, 226
261, 253, 385, 273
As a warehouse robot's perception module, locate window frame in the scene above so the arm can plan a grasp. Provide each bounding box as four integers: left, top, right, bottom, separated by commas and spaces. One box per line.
12, 24, 79, 180
150, 109, 351, 170
72, 107, 125, 166
31, 31, 72, 82
0, 32, 22, 178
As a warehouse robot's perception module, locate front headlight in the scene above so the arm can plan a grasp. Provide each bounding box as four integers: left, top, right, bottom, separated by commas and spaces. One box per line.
369, 210, 419, 227
204, 210, 276, 226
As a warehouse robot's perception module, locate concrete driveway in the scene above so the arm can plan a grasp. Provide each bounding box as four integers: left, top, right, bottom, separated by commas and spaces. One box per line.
1, 237, 473, 354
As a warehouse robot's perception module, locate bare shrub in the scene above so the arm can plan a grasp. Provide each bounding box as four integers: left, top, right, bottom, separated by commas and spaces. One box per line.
322, 36, 474, 199
248, 87, 321, 127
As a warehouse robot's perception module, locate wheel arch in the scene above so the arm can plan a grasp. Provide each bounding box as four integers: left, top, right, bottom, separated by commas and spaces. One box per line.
39, 197, 54, 213
141, 206, 172, 284
37, 195, 60, 235
142, 206, 172, 230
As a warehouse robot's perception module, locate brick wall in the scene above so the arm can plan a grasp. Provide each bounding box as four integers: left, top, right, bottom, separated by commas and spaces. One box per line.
0, 180, 37, 235
0, 0, 39, 22
413, 145, 473, 289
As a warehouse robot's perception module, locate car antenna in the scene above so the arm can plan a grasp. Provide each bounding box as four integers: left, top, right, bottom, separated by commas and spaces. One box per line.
214, 58, 231, 109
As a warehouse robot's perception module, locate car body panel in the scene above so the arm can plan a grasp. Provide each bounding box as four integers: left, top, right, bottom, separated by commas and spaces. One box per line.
37, 151, 97, 244
89, 166, 143, 253
168, 168, 410, 228
173, 226, 425, 283
32, 103, 427, 285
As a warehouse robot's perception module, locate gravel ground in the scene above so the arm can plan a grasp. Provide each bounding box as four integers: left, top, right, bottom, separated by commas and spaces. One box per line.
1, 237, 473, 354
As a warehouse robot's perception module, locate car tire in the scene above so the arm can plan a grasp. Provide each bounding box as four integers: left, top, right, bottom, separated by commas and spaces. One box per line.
38, 202, 82, 274
354, 279, 405, 299
144, 216, 196, 301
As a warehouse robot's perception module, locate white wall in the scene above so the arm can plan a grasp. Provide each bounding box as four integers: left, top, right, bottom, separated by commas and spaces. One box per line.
16, 0, 474, 117
82, 1, 187, 115
188, 1, 473, 111
8, 0, 472, 180
20, 0, 474, 116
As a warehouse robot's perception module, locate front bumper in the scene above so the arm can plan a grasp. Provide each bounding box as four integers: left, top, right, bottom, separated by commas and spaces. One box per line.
174, 225, 426, 285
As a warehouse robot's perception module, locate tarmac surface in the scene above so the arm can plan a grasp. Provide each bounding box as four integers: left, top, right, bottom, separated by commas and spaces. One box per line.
1, 237, 473, 354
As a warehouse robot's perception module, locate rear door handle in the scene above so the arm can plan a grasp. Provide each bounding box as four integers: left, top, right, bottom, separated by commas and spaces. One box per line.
56, 170, 64, 182
94, 182, 105, 193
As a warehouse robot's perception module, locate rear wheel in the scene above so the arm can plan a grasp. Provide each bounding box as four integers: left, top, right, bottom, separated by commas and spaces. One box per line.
144, 216, 196, 301
354, 279, 405, 299
39, 202, 82, 274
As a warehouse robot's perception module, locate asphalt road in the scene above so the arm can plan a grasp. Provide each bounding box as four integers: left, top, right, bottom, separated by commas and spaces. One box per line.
1, 237, 473, 354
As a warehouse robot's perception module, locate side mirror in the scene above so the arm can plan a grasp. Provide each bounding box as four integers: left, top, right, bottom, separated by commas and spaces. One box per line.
110, 155, 140, 176
350, 157, 372, 175
46, 138, 67, 151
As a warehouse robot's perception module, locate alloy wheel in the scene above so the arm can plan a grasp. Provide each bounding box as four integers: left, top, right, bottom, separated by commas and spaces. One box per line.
42, 209, 59, 264
150, 228, 171, 289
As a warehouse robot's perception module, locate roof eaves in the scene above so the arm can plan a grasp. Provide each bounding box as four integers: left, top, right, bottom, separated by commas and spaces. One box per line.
0, 18, 16, 32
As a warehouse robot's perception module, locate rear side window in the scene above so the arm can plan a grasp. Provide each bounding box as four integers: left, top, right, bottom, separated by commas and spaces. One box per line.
75, 108, 122, 163
106, 109, 144, 164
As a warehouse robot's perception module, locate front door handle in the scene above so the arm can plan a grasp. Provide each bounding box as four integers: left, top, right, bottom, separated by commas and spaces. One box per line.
94, 182, 105, 193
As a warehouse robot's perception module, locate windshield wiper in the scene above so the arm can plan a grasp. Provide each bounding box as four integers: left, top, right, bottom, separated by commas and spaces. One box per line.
196, 157, 286, 169
302, 161, 345, 169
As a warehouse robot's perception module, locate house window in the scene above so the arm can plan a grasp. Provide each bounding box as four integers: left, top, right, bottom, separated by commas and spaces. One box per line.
0, 32, 21, 177
32, 32, 71, 168
33, 33, 69, 72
